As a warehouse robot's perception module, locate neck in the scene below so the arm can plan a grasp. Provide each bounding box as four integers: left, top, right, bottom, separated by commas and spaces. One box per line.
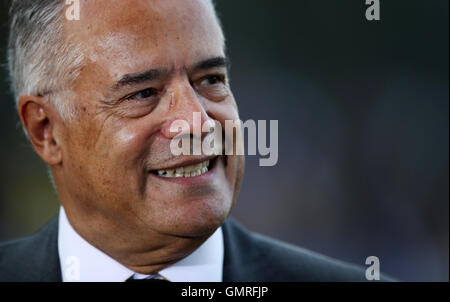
61, 205, 212, 275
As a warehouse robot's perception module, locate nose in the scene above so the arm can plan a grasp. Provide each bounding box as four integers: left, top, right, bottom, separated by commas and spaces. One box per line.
161, 82, 214, 139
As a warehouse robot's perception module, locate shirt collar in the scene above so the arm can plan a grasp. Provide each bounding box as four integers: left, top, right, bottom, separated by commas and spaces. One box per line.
58, 206, 224, 282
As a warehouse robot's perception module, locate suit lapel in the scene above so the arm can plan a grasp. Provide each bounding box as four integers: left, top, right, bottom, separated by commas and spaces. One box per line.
221, 217, 264, 282
26, 216, 62, 282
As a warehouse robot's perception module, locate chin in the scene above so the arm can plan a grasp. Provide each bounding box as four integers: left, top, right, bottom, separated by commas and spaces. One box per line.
164, 198, 233, 238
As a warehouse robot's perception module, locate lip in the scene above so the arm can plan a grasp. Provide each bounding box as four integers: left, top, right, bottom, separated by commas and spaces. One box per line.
148, 156, 222, 185
149, 155, 218, 172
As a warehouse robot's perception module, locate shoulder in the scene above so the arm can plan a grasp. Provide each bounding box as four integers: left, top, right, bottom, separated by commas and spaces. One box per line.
222, 218, 394, 282
0, 216, 61, 282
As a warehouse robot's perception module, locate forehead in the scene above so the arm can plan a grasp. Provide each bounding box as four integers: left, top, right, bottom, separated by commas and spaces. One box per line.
65, 0, 224, 74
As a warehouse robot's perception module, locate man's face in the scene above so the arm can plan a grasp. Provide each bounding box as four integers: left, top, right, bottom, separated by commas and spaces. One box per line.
57, 0, 244, 238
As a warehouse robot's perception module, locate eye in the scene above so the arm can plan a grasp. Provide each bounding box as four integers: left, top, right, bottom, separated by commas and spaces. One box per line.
128, 88, 158, 101
194, 73, 229, 102
201, 74, 226, 86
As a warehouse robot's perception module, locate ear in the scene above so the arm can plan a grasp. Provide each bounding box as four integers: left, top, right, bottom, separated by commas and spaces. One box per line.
18, 95, 63, 166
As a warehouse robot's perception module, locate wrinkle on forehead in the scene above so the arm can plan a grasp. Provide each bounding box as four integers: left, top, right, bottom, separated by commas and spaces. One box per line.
67, 0, 223, 56
66, 0, 224, 83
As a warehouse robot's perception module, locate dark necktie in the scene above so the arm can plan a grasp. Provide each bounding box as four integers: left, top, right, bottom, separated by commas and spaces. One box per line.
126, 273, 170, 282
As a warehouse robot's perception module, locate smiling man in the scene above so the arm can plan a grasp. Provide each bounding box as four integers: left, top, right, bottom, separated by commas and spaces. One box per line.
0, 0, 388, 282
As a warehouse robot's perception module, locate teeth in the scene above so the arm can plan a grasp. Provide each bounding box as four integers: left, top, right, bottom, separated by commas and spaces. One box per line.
155, 159, 211, 178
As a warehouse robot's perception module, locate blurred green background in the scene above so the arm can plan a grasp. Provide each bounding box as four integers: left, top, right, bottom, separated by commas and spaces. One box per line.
0, 0, 448, 281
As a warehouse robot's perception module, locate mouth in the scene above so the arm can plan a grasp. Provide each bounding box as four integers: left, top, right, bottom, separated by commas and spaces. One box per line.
150, 157, 216, 178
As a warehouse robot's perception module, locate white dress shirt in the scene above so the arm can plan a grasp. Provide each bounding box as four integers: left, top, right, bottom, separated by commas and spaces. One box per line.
58, 206, 224, 282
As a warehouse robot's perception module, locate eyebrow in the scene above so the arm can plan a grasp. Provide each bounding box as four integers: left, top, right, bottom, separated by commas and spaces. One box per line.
108, 56, 230, 94
191, 56, 230, 72
110, 68, 167, 92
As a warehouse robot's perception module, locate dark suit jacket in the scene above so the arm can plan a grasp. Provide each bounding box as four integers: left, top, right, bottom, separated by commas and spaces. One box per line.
0, 215, 392, 282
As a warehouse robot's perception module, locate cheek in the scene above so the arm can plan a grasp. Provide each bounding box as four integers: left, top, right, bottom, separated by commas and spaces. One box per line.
204, 101, 244, 192
115, 127, 140, 149
95, 124, 149, 175
206, 97, 241, 125
72, 120, 152, 194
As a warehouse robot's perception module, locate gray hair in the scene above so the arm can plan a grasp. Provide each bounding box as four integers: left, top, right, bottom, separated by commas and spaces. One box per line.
8, 0, 84, 119
8, 0, 223, 120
